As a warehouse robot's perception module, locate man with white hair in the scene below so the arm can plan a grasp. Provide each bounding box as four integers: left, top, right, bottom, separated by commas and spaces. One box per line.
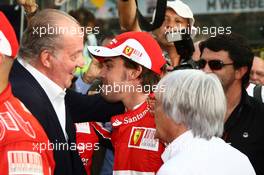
154, 69, 256, 175
247, 56, 264, 102
250, 56, 264, 85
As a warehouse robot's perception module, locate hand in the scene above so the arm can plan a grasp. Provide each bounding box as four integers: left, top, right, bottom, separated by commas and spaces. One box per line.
16, 0, 38, 14
82, 59, 102, 84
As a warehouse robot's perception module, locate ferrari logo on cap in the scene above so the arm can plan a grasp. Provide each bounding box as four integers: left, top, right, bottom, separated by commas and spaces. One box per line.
123, 46, 134, 57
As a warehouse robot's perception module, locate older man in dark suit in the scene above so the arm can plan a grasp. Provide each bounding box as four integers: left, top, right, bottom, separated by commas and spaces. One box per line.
9, 9, 123, 175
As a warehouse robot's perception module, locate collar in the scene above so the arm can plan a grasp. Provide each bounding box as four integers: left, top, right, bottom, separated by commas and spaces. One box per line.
126, 101, 145, 112
224, 88, 249, 132
111, 101, 150, 128
161, 130, 193, 162
0, 83, 12, 103
18, 58, 66, 101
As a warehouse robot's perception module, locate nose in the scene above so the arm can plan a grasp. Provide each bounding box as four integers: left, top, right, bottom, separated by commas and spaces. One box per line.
202, 63, 213, 73
250, 71, 257, 81
98, 65, 107, 79
79, 56, 85, 68
166, 22, 174, 29
164, 17, 175, 30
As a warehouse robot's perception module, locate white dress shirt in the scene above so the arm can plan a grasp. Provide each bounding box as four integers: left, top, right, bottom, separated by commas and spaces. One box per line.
247, 83, 264, 102
18, 58, 68, 140
157, 130, 256, 175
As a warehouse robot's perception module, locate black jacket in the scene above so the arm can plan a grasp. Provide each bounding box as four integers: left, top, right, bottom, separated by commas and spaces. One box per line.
9, 60, 124, 175
223, 89, 264, 175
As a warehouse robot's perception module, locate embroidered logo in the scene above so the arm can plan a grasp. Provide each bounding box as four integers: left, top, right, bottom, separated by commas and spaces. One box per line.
243, 132, 249, 138
112, 119, 122, 127
123, 46, 134, 57
123, 107, 150, 125
133, 129, 144, 145
128, 127, 159, 151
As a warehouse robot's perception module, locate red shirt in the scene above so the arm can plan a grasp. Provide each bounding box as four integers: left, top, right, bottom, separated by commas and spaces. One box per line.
75, 122, 99, 175
111, 102, 164, 174
0, 84, 55, 175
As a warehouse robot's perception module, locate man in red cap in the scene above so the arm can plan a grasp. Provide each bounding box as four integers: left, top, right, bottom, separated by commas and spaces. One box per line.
0, 11, 55, 175
88, 31, 166, 174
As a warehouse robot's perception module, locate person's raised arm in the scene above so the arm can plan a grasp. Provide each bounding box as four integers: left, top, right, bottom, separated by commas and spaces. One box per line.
65, 89, 125, 123
16, 0, 38, 21
117, 0, 141, 31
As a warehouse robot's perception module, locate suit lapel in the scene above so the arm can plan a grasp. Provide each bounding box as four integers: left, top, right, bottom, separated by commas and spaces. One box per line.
11, 60, 67, 142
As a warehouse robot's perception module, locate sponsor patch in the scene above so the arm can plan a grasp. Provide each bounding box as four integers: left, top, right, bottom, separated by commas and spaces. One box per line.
75, 122, 91, 134
123, 46, 134, 57
8, 151, 44, 175
112, 119, 122, 127
128, 127, 159, 151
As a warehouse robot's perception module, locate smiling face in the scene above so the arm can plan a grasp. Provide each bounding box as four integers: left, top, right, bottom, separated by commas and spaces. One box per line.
250, 56, 264, 85
153, 8, 189, 47
200, 48, 236, 92
38, 21, 84, 89
49, 33, 84, 89
99, 57, 129, 102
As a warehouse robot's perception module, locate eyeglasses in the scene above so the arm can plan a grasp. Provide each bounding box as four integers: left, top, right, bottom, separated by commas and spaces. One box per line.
196, 59, 234, 70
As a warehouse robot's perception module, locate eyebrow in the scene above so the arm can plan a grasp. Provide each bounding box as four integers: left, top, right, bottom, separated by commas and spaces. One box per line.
104, 59, 113, 63
70, 49, 83, 57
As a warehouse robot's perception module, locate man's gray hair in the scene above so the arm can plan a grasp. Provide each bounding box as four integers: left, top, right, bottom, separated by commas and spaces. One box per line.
19, 9, 80, 61
155, 69, 226, 139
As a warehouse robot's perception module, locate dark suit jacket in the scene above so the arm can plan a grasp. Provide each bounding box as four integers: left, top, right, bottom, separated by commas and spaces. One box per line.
9, 60, 124, 175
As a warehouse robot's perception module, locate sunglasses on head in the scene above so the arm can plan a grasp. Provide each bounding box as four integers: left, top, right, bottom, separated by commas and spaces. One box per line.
196, 59, 233, 70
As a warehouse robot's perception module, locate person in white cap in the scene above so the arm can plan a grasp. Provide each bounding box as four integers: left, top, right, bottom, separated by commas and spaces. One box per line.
88, 31, 166, 175
0, 11, 55, 175
118, 0, 196, 68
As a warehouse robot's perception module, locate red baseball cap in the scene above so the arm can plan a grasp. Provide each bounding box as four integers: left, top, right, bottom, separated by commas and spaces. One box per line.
0, 11, 19, 58
88, 32, 166, 75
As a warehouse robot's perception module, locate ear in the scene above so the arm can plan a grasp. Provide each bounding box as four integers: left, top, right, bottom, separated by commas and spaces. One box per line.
39, 50, 53, 68
235, 66, 248, 80
128, 66, 143, 80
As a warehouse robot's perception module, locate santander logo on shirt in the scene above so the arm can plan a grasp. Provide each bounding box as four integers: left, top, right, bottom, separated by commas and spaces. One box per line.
123, 107, 149, 124
112, 119, 122, 127
112, 107, 150, 127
